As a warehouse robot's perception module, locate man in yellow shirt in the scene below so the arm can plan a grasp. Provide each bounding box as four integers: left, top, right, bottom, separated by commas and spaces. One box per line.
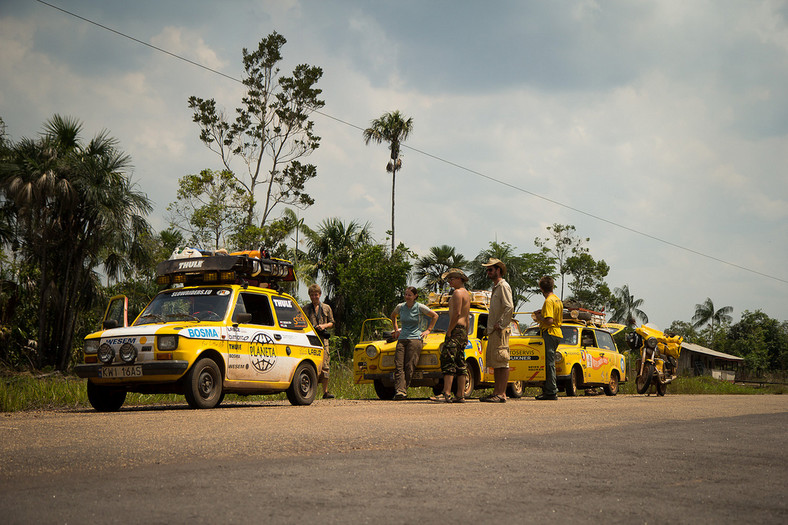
534, 276, 562, 400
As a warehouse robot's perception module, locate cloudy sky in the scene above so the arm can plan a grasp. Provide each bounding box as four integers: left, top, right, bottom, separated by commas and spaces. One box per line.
2, 0, 787, 329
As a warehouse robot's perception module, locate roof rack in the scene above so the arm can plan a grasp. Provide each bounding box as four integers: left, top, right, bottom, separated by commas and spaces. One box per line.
428, 290, 491, 309
155, 252, 294, 287
562, 307, 606, 326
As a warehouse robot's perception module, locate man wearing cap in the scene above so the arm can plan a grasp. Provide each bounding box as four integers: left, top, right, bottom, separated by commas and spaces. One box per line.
480, 258, 514, 402
430, 268, 470, 403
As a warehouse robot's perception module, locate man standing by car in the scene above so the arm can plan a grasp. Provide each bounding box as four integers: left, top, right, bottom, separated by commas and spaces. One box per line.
430, 268, 470, 403
304, 284, 335, 399
534, 276, 563, 400
481, 258, 513, 403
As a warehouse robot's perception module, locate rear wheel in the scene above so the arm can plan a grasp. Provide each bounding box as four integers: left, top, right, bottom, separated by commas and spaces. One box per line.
184, 357, 223, 409
636, 362, 654, 394
287, 362, 318, 405
603, 370, 620, 396
565, 366, 582, 397
373, 379, 396, 400
87, 381, 126, 412
506, 380, 525, 399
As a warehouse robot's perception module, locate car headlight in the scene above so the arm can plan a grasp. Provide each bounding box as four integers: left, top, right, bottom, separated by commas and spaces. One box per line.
554, 352, 563, 363
84, 339, 100, 354
97, 343, 115, 364
157, 335, 179, 351
646, 337, 658, 349
119, 343, 138, 364
365, 345, 379, 359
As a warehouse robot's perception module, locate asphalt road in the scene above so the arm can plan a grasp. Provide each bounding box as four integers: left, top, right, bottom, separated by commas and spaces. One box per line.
1, 394, 786, 524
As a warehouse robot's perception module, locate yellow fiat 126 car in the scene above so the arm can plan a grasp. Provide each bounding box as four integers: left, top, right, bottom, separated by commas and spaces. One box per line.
75, 253, 324, 411
354, 295, 626, 398
510, 309, 627, 396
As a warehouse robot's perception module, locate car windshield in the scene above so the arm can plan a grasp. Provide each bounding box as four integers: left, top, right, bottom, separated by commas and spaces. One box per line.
432, 311, 476, 334
523, 325, 579, 345
134, 288, 232, 325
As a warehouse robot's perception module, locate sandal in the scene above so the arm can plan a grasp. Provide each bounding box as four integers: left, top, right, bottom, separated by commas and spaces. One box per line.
452, 396, 466, 403
429, 392, 452, 403
480, 394, 506, 403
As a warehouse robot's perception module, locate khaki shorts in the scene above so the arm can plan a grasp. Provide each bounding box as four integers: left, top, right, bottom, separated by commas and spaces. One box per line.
486, 328, 510, 369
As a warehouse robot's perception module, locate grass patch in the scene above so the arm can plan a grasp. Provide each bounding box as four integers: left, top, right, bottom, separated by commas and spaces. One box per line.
1, 367, 783, 412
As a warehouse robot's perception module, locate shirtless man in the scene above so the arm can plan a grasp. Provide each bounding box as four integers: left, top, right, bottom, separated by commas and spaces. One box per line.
430, 268, 471, 403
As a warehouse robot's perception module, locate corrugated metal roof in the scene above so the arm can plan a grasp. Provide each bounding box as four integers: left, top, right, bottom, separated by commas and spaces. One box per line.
681, 342, 744, 362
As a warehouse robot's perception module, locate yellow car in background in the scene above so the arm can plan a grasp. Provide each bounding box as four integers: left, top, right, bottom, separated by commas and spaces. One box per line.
75, 254, 324, 411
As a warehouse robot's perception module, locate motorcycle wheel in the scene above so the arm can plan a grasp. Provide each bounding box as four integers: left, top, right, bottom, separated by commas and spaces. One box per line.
636, 363, 654, 394
656, 380, 667, 396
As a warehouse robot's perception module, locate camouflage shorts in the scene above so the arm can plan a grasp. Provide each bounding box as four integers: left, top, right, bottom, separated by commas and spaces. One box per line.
440, 325, 468, 376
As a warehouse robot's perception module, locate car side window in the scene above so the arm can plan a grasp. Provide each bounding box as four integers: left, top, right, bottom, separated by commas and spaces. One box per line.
235, 293, 274, 326
581, 329, 597, 348
595, 330, 616, 351
271, 296, 310, 330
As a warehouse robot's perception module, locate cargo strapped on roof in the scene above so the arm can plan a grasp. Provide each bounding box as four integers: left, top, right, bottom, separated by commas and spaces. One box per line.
155, 254, 295, 287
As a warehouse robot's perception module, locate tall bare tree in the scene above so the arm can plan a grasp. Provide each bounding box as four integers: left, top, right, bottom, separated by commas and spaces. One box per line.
188, 32, 324, 230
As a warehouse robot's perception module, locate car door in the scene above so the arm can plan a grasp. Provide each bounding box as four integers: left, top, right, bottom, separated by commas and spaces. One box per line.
580, 328, 606, 384
594, 328, 624, 382
226, 291, 285, 382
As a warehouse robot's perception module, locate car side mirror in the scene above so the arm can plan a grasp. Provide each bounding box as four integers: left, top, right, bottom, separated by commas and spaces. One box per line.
102, 319, 118, 329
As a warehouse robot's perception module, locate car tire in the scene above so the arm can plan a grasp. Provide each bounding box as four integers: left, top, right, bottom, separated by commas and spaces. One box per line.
603, 370, 620, 396
87, 381, 126, 412
565, 366, 581, 397
184, 357, 223, 409
286, 362, 318, 405
506, 380, 525, 399
373, 379, 396, 400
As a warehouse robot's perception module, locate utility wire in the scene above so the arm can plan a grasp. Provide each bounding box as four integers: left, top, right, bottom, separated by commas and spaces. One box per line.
36, 0, 788, 285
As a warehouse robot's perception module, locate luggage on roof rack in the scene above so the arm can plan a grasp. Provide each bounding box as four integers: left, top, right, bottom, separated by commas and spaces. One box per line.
155, 253, 294, 287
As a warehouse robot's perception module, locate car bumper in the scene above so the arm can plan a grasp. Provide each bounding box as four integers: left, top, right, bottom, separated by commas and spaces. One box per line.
74, 361, 190, 378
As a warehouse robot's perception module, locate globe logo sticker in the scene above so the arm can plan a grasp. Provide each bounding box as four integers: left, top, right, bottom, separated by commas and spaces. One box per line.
250, 332, 277, 373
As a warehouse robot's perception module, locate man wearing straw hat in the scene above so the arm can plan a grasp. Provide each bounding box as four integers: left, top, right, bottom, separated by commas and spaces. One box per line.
429, 268, 470, 403
480, 258, 514, 403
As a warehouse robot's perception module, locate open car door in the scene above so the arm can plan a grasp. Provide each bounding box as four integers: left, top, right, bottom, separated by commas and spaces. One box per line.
102, 295, 129, 329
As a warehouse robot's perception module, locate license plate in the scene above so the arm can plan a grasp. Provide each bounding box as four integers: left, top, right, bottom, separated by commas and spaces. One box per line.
100, 365, 142, 378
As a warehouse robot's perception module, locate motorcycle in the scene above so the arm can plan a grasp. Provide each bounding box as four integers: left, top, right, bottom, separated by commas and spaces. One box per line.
626, 324, 683, 396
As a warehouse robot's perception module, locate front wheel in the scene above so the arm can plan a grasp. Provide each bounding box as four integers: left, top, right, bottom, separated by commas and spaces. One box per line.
184, 357, 223, 409
565, 366, 582, 397
636, 362, 654, 394
603, 370, 620, 396
373, 379, 396, 400
287, 362, 318, 405
506, 380, 525, 399
87, 381, 126, 412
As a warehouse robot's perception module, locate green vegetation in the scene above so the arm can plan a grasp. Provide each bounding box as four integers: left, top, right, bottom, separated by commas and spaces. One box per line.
2, 366, 782, 413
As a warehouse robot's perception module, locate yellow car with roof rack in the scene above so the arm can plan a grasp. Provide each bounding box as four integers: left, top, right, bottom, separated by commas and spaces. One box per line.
75, 252, 324, 411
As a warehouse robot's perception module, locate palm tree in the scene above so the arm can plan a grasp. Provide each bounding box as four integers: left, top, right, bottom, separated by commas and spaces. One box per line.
303, 217, 372, 299
609, 285, 648, 327
362, 110, 413, 253
692, 298, 733, 334
414, 245, 468, 293
1, 115, 152, 370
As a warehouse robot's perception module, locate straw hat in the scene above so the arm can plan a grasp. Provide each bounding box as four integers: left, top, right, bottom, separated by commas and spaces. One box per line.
441, 268, 469, 282
481, 258, 507, 276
